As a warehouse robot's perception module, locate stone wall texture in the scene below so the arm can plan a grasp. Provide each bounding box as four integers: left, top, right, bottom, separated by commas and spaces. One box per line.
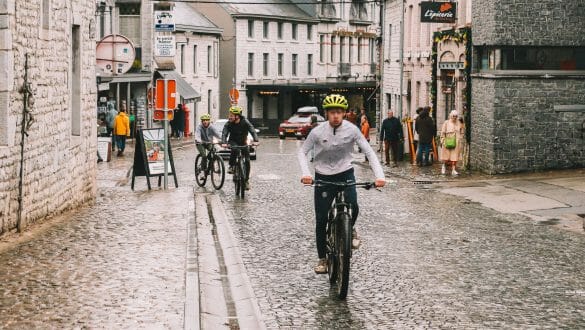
0, 0, 96, 234
473, 0, 585, 46
471, 77, 585, 173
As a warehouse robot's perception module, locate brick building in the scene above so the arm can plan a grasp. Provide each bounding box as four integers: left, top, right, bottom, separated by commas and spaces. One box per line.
471, 0, 585, 173
0, 0, 97, 233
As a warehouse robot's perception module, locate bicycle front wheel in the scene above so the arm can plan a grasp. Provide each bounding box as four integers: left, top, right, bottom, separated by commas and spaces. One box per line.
210, 155, 225, 190
233, 162, 241, 196
195, 154, 207, 187
336, 212, 352, 299
238, 162, 246, 198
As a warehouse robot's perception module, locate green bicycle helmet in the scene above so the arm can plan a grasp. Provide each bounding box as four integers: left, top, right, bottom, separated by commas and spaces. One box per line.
322, 94, 348, 110
229, 105, 243, 115
200, 114, 211, 121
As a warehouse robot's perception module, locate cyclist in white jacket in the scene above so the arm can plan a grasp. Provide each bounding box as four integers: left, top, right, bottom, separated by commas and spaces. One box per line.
298, 94, 386, 274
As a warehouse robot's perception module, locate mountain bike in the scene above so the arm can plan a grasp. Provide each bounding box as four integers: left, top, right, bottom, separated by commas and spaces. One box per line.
229, 145, 250, 198
314, 180, 375, 299
195, 143, 225, 190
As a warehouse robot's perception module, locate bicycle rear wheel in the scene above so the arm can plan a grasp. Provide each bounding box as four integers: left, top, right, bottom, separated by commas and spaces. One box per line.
210, 155, 225, 190
336, 213, 352, 299
195, 154, 207, 187
326, 218, 338, 285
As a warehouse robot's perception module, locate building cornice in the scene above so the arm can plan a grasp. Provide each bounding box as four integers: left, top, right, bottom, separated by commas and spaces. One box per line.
232, 13, 319, 24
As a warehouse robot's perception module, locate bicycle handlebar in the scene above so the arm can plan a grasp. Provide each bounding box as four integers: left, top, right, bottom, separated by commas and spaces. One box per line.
312, 180, 376, 190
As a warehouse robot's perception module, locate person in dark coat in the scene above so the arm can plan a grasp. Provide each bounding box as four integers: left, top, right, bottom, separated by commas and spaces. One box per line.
415, 107, 436, 166
174, 104, 186, 138
379, 110, 403, 167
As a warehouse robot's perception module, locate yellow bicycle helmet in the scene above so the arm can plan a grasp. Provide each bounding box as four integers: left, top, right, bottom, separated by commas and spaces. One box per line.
229, 105, 243, 115
322, 94, 348, 110
200, 114, 211, 121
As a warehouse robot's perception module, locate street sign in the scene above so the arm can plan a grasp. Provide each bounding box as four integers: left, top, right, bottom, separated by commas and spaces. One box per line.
155, 36, 176, 57
420, 2, 457, 23
229, 88, 239, 104
154, 11, 175, 32
155, 79, 177, 111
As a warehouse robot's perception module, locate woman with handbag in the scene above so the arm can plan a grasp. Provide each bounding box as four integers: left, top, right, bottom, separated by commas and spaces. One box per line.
440, 110, 464, 176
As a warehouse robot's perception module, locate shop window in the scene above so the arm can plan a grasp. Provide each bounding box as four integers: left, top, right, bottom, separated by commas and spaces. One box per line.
478, 46, 585, 71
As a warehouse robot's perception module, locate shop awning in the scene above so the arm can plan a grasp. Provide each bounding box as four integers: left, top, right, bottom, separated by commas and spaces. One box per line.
155, 70, 201, 103
109, 73, 152, 84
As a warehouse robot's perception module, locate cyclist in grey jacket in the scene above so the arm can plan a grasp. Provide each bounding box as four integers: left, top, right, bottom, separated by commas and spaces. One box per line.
195, 114, 221, 171
298, 94, 385, 274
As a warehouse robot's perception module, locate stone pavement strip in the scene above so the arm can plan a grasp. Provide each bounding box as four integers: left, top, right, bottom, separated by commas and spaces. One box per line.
195, 192, 266, 330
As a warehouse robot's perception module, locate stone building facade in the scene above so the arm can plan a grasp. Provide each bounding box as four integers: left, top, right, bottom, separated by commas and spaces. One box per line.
471, 0, 585, 173
0, 0, 97, 234
194, 0, 381, 133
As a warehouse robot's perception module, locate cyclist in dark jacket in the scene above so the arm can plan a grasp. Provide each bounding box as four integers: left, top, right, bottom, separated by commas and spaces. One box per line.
221, 105, 259, 190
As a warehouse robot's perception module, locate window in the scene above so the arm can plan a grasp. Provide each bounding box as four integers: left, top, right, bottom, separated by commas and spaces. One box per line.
357, 37, 362, 63
387, 24, 392, 60
307, 25, 313, 40
292, 54, 298, 76
71, 25, 81, 136
478, 46, 585, 71
41, 0, 50, 29
307, 54, 313, 76
118, 4, 141, 46
207, 45, 212, 73
369, 38, 375, 63
277, 22, 283, 39
193, 45, 197, 74
349, 37, 353, 63
278, 53, 283, 76
180, 44, 185, 74
320, 35, 325, 62
292, 23, 298, 40
213, 42, 219, 77
263, 21, 269, 39
340, 37, 345, 62
330, 36, 336, 62
263, 53, 269, 76
248, 20, 254, 38
248, 53, 254, 76
208, 90, 212, 114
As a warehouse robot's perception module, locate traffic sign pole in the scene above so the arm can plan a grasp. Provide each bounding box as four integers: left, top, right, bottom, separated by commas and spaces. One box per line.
163, 78, 169, 189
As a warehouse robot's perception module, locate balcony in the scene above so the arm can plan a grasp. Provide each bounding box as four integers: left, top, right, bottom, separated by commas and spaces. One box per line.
338, 63, 351, 78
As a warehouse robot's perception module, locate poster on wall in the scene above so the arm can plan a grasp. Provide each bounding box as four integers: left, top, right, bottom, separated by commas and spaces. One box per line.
420, 2, 457, 23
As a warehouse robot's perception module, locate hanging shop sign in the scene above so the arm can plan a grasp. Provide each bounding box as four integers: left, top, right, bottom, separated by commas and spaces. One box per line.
420, 2, 457, 23
155, 35, 176, 57
154, 11, 175, 32
332, 29, 377, 38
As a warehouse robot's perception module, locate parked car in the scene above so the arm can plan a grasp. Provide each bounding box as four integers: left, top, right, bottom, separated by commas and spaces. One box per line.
211, 119, 257, 160
278, 107, 325, 140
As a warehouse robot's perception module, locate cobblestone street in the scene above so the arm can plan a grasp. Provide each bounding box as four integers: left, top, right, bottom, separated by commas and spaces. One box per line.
0, 143, 194, 329
1, 138, 585, 329
220, 138, 585, 328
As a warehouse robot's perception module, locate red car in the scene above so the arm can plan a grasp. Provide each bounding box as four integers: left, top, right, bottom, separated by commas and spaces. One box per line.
278, 107, 325, 140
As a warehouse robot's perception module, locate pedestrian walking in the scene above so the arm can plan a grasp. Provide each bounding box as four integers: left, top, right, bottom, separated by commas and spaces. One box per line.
105, 103, 118, 151
412, 108, 422, 163
113, 108, 131, 156
360, 114, 371, 162
379, 111, 403, 167
440, 110, 464, 175
415, 107, 436, 166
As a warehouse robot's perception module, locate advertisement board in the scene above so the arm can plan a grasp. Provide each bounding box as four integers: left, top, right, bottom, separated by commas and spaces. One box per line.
132, 128, 178, 190
154, 11, 175, 32
155, 36, 176, 57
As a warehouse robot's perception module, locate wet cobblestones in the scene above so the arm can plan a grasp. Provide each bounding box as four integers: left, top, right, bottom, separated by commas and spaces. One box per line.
221, 138, 585, 328
0, 146, 194, 329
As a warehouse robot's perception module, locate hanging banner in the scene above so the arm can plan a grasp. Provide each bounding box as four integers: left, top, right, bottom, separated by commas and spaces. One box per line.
420, 2, 457, 23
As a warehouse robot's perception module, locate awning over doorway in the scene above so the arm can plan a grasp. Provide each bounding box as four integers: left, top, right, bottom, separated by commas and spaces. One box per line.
109, 72, 152, 84
155, 70, 201, 103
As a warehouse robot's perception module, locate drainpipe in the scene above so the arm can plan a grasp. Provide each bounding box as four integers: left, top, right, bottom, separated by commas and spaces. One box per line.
398, 0, 405, 118
378, 0, 385, 130
17, 54, 34, 233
